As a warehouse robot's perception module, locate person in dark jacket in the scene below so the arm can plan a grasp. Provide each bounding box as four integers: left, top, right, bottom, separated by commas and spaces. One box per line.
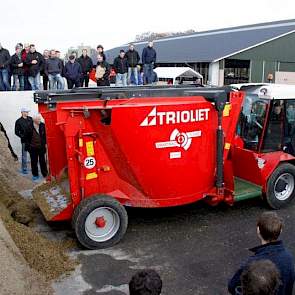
21, 44, 31, 90
0, 43, 11, 91
113, 50, 128, 87
41, 50, 50, 90
64, 55, 82, 89
25, 44, 44, 90
95, 54, 110, 86
142, 41, 157, 85
45, 50, 64, 90
228, 212, 295, 295
97, 45, 106, 61
25, 114, 48, 181
15, 108, 33, 174
125, 44, 140, 85
11, 45, 25, 91
77, 49, 93, 87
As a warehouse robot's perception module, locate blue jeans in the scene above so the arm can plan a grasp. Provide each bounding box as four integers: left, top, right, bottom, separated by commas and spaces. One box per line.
115, 73, 127, 87
128, 67, 138, 85
48, 73, 65, 90
0, 68, 11, 91
143, 64, 153, 84
28, 72, 41, 90
12, 75, 24, 91
21, 143, 28, 172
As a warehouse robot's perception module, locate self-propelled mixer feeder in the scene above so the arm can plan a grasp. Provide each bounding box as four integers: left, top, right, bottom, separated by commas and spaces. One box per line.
33, 84, 295, 249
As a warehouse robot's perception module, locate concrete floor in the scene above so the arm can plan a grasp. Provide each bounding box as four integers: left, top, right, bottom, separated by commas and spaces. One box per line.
51, 198, 295, 295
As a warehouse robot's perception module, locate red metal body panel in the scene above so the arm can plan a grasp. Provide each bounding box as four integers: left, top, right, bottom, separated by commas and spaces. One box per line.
38, 92, 244, 221
232, 147, 295, 191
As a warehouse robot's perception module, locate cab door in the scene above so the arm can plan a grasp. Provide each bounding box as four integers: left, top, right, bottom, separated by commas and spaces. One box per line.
232, 94, 270, 186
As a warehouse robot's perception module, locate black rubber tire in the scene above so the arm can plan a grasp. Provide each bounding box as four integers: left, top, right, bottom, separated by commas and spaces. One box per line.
72, 195, 128, 249
266, 163, 295, 209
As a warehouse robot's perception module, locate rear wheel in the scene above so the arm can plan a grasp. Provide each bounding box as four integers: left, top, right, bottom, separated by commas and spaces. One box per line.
266, 163, 295, 209
72, 195, 128, 249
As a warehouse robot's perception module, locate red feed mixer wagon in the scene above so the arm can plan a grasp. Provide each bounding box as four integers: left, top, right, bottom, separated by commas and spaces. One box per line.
33, 84, 295, 249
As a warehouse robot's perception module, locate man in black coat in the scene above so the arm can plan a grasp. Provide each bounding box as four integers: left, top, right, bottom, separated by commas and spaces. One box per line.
15, 108, 33, 174
25, 44, 44, 90
64, 55, 82, 89
24, 114, 48, 181
228, 212, 295, 295
113, 50, 128, 87
125, 44, 140, 85
11, 45, 25, 91
0, 43, 11, 91
77, 49, 93, 87
142, 41, 156, 85
95, 54, 110, 86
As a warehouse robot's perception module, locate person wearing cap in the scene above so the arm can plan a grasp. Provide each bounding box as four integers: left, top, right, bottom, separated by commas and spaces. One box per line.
113, 50, 129, 87
24, 114, 48, 181
15, 108, 33, 174
64, 55, 82, 89
11, 44, 25, 91
0, 43, 11, 91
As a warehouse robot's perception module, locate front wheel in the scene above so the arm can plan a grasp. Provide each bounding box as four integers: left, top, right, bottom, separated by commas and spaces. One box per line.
72, 195, 128, 249
266, 163, 295, 209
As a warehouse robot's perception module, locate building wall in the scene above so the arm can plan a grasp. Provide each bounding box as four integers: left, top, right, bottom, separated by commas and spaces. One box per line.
229, 32, 295, 83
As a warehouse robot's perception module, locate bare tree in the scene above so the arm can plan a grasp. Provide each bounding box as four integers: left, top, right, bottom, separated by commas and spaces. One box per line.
134, 30, 197, 42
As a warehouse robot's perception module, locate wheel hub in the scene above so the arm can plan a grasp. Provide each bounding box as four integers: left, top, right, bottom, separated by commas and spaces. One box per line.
274, 173, 295, 201
85, 207, 120, 242
95, 216, 106, 228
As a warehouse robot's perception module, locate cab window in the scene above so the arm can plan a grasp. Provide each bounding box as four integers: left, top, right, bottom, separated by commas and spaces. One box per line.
237, 94, 269, 150
262, 100, 284, 152
284, 100, 295, 155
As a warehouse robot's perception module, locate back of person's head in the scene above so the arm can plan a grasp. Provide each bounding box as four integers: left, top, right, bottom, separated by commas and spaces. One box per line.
241, 260, 281, 295
129, 269, 162, 295
257, 212, 283, 242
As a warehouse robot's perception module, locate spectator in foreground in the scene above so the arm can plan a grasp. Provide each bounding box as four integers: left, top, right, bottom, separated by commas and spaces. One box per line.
113, 50, 128, 87
126, 43, 140, 85
77, 49, 93, 87
95, 54, 110, 86
11, 44, 24, 91
142, 41, 156, 85
129, 269, 162, 295
15, 108, 33, 174
21, 43, 31, 90
25, 114, 48, 181
25, 44, 44, 90
64, 55, 82, 89
0, 43, 11, 91
228, 212, 295, 295
45, 49, 64, 90
239, 260, 281, 295
41, 50, 50, 90
96, 45, 106, 61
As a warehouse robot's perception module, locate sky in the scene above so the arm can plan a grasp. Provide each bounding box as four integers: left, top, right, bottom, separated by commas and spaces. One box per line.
1, 0, 295, 55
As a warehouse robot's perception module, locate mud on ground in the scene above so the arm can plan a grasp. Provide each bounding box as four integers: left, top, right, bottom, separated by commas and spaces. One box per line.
0, 130, 76, 282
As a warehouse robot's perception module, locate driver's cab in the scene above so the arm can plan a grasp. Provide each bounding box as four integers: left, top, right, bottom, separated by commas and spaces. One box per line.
231, 84, 295, 185
236, 84, 295, 155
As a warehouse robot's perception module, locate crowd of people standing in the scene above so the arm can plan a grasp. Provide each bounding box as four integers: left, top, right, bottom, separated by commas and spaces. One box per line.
0, 41, 157, 91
